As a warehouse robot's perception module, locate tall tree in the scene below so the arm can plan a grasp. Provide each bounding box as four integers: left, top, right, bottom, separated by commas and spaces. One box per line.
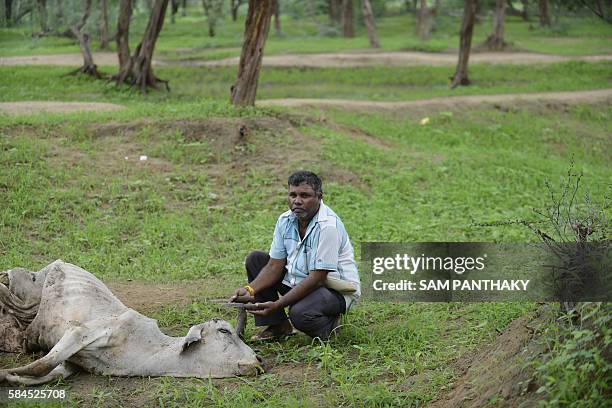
5, 0, 13, 26
361, 0, 379, 48
538, 0, 551, 26
171, 0, 179, 23
202, 0, 224, 37
451, 0, 476, 88
506, 0, 529, 20
273, 0, 281, 36
70, 0, 100, 77
36, 0, 49, 33
116, 0, 133, 72
116, 0, 170, 92
100, 0, 110, 49
416, 0, 432, 40
520, 0, 529, 20
231, 0, 245, 21
56, 0, 65, 26
342, 0, 354, 37
329, 0, 341, 24
231, 0, 273, 106
483, 0, 507, 50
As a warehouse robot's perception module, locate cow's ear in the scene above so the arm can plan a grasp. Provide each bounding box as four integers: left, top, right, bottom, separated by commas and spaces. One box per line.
181, 324, 206, 353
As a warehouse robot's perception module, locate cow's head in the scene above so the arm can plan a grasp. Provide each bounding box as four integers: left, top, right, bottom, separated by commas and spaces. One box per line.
180, 319, 263, 377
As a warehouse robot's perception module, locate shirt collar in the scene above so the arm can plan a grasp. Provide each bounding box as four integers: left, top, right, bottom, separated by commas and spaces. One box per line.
288, 200, 328, 238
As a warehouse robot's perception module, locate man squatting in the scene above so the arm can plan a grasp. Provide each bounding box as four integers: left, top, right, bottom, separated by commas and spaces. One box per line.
230, 171, 361, 341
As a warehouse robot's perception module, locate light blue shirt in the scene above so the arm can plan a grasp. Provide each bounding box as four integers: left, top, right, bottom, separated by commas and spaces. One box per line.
269, 201, 361, 308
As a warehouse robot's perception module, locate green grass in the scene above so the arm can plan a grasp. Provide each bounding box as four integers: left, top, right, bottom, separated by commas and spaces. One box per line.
0, 60, 610, 105
1, 5, 610, 406
145, 301, 535, 406
1, 105, 610, 406
1, 9, 611, 58
1, 104, 609, 278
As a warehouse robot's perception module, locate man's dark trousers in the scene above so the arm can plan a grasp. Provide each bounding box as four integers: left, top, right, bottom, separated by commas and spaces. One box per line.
245, 251, 345, 341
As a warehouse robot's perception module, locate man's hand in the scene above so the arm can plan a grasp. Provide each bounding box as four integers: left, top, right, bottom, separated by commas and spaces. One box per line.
229, 287, 254, 303
248, 301, 281, 317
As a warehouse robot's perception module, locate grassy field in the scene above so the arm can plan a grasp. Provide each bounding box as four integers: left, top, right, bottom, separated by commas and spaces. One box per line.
0, 4, 611, 407
0, 60, 611, 103
1, 101, 610, 405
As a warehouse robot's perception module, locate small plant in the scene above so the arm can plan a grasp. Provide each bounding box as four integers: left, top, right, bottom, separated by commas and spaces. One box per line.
535, 302, 611, 407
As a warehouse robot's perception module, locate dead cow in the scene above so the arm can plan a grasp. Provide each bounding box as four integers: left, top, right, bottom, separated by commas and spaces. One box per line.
0, 260, 262, 385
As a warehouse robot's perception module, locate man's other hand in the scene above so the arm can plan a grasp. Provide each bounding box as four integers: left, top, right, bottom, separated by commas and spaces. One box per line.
248, 301, 280, 316
230, 287, 254, 303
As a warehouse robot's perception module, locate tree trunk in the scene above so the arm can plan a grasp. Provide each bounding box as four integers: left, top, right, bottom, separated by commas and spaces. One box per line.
361, 0, 379, 48
13, 3, 32, 24
116, 0, 133, 72
538, 0, 550, 26
55, 0, 64, 26
69, 0, 100, 77
171, 0, 179, 23
231, 0, 244, 21
181, 0, 187, 16
116, 0, 170, 92
483, 0, 507, 50
273, 0, 281, 36
416, 0, 431, 40
231, 0, 273, 106
341, 0, 354, 38
37, 0, 48, 33
329, 0, 341, 24
5, 0, 13, 25
451, 0, 476, 88
202, 0, 223, 37
99, 0, 110, 49
520, 0, 529, 20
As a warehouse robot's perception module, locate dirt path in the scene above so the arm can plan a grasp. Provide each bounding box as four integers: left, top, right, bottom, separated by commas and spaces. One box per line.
258, 89, 612, 112
0, 53, 160, 68
0, 101, 124, 115
1, 89, 609, 116
199, 51, 612, 68
1, 51, 610, 68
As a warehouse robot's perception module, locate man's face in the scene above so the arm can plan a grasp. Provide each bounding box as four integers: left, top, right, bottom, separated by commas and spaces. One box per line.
288, 182, 321, 223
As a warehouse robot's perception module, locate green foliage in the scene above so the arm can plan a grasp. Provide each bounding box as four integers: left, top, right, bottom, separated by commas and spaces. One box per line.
535, 303, 611, 407
1, 10, 611, 57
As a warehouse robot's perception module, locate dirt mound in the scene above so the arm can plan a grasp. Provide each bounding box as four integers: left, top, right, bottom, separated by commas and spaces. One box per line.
428, 307, 553, 408
0, 101, 124, 115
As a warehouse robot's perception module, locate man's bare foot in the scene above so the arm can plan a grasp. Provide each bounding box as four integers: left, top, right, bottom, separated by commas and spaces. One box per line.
251, 319, 294, 342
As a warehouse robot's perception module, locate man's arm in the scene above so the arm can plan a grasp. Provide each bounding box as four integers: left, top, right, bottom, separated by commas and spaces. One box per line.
249, 269, 329, 316
230, 257, 287, 302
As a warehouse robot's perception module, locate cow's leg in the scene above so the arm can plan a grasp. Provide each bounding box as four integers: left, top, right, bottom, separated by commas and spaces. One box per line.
3, 362, 78, 386
1, 324, 107, 378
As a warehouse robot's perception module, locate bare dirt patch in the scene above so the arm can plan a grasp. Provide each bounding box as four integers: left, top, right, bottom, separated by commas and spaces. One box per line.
2, 51, 610, 69
427, 306, 553, 408
0, 101, 124, 115
0, 53, 164, 68
198, 51, 612, 68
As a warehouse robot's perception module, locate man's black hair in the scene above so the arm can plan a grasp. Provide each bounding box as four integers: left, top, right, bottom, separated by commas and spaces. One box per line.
288, 171, 323, 196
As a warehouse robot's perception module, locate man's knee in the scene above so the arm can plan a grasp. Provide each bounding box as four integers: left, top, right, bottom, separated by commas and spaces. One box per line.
288, 304, 321, 332
245, 251, 269, 275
